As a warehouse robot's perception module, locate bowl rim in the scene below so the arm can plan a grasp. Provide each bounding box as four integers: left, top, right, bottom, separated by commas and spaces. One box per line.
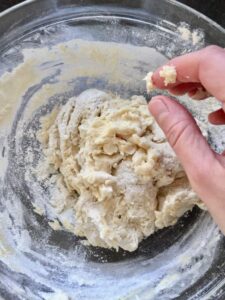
0, 0, 225, 37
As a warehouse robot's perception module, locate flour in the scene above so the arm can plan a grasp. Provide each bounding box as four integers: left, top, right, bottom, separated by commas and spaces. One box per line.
178, 26, 191, 41
178, 24, 204, 45
47, 291, 70, 300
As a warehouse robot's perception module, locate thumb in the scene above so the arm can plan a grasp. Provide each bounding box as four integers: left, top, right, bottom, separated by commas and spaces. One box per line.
148, 96, 216, 182
148, 96, 225, 236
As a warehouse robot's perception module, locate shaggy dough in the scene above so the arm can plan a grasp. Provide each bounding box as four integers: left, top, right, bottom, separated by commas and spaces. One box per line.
38, 89, 204, 252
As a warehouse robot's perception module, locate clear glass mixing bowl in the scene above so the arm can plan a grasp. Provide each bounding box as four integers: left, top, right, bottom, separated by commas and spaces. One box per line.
0, 1, 225, 299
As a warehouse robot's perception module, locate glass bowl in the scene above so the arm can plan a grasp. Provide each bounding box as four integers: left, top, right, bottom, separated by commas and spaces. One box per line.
0, 1, 225, 299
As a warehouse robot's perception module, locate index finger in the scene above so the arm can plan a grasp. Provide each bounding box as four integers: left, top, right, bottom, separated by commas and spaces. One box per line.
152, 45, 225, 101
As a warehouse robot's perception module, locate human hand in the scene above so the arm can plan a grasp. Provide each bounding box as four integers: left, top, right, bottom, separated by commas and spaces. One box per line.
148, 46, 225, 234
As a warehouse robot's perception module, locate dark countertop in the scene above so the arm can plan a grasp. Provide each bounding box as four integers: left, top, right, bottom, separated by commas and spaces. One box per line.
180, 0, 225, 28
0, 1, 224, 28
0, 0, 22, 12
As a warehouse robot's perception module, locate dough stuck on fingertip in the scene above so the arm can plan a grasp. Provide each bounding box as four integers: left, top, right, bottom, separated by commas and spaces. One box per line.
143, 71, 156, 93
159, 65, 177, 86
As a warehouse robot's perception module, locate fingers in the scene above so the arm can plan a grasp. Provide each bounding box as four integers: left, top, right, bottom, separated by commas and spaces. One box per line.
148, 96, 216, 176
147, 46, 225, 223
168, 83, 202, 96
151, 51, 204, 89
148, 95, 221, 205
208, 108, 225, 125
151, 45, 225, 101
168, 83, 210, 100
188, 87, 211, 100
148, 96, 225, 229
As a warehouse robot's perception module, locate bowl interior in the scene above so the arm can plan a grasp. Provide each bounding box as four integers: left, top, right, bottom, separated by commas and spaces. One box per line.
0, 1, 225, 299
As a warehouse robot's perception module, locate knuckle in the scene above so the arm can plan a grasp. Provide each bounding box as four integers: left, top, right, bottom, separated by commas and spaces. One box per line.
166, 119, 191, 149
204, 45, 223, 57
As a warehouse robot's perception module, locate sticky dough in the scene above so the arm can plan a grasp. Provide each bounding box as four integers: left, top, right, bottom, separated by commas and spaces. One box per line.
159, 65, 177, 86
144, 65, 177, 93
37, 89, 205, 252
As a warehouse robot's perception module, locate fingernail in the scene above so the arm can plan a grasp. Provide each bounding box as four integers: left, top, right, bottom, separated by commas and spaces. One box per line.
149, 96, 169, 116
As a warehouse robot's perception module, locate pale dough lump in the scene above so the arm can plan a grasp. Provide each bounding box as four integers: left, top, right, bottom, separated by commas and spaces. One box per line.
144, 72, 155, 93
37, 89, 204, 252
144, 65, 177, 93
159, 65, 177, 86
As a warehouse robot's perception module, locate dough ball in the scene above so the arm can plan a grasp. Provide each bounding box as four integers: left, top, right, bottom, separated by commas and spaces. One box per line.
37, 89, 204, 252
